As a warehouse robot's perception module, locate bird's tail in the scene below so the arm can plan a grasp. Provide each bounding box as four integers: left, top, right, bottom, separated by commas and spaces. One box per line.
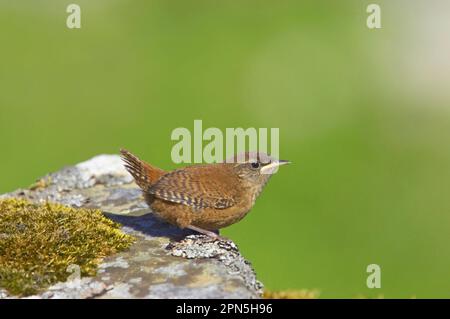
120, 149, 166, 190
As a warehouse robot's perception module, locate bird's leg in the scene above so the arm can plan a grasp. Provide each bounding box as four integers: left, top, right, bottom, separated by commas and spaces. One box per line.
186, 225, 220, 239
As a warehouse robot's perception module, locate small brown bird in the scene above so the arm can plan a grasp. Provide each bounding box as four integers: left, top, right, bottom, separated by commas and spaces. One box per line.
120, 149, 290, 238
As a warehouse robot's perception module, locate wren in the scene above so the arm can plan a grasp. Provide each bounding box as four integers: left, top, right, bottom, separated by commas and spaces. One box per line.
120, 149, 290, 238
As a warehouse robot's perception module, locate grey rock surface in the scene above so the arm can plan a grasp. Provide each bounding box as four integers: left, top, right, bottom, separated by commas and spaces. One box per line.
0, 155, 263, 299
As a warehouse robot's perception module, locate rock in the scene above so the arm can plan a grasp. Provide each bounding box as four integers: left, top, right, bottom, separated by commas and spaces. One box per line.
0, 155, 263, 299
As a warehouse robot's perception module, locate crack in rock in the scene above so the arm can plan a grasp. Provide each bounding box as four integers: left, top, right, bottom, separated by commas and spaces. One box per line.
167, 235, 264, 296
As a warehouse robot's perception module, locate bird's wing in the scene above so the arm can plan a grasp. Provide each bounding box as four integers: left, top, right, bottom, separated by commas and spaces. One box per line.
148, 164, 238, 210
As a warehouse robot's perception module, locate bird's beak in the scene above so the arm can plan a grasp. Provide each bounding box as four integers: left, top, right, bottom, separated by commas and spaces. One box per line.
260, 159, 291, 175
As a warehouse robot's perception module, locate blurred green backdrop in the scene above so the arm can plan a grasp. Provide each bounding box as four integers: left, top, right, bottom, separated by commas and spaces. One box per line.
1, 0, 450, 298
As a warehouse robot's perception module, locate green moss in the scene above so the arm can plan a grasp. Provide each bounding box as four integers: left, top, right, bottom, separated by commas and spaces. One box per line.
0, 198, 135, 296
263, 289, 319, 299
28, 177, 52, 190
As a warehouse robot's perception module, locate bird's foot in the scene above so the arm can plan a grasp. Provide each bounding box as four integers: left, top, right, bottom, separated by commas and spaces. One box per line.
186, 225, 228, 242
203, 234, 230, 242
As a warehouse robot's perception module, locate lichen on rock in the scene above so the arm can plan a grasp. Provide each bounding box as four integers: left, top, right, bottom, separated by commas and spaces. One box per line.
167, 235, 264, 296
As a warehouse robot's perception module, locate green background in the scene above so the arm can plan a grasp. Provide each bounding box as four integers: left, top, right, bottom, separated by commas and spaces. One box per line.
1, 1, 450, 298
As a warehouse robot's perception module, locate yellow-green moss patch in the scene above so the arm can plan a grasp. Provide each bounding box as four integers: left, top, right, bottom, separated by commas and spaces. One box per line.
263, 289, 319, 299
28, 177, 52, 190
0, 198, 135, 296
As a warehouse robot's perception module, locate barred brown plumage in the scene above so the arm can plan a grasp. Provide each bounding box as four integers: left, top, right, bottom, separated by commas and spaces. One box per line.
120, 149, 165, 190
120, 148, 290, 239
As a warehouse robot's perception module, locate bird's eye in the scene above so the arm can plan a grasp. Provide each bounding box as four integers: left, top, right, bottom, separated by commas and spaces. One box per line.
250, 162, 260, 169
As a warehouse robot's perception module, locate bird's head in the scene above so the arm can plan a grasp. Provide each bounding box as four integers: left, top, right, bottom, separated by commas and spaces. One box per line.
227, 152, 290, 191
